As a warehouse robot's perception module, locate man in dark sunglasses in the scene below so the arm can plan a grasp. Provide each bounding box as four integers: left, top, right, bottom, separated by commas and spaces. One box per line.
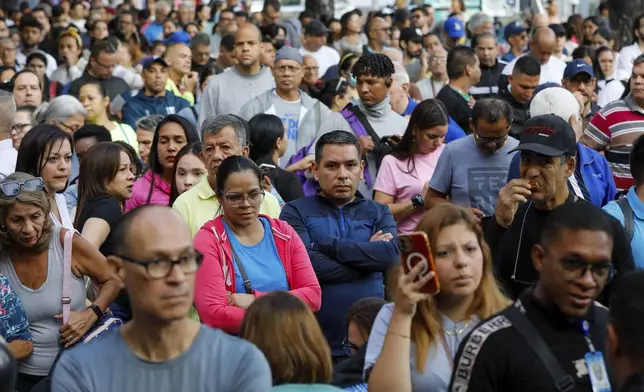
425, 98, 517, 218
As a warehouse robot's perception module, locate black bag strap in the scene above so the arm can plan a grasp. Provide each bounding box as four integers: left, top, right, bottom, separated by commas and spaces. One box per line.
229, 244, 253, 294
347, 105, 380, 145
616, 197, 635, 243
502, 303, 575, 392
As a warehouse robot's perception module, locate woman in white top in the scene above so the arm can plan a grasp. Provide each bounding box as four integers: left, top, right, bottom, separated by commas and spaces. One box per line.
365, 204, 510, 392
15, 125, 75, 229
595, 46, 626, 107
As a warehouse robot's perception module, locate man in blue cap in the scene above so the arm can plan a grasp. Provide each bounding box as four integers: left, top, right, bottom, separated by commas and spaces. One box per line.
443, 16, 466, 50
562, 58, 599, 121
502, 21, 528, 63
121, 57, 191, 129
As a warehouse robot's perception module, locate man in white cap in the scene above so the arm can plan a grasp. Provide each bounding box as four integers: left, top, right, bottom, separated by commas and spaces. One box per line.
238, 46, 351, 170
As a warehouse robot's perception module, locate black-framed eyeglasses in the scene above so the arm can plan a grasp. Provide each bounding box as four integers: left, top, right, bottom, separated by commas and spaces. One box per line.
341, 337, 359, 357
93, 56, 116, 70
560, 258, 616, 282
223, 190, 265, 207
473, 132, 508, 146
58, 121, 80, 134
0, 177, 45, 198
11, 123, 33, 134
116, 251, 203, 279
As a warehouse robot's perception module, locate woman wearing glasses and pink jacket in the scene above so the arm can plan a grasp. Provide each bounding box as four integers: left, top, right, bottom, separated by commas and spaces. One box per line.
194, 156, 321, 334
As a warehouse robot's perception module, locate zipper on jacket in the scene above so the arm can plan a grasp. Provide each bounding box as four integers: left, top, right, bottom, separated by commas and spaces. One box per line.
338, 208, 346, 232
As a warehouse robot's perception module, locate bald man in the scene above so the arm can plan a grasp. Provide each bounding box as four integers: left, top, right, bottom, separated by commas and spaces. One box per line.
531, 13, 549, 29
199, 23, 275, 125
502, 26, 566, 84
51, 206, 273, 392
164, 42, 197, 105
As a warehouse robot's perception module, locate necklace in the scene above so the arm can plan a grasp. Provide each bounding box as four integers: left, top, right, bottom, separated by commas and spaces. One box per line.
444, 317, 474, 336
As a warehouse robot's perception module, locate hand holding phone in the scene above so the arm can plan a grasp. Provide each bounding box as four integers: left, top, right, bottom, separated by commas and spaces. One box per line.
399, 232, 440, 295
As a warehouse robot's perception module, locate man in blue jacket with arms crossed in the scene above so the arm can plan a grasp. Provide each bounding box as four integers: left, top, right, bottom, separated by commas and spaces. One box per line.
281, 130, 399, 363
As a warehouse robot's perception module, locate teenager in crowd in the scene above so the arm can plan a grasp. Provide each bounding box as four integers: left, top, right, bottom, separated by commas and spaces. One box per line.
169, 142, 207, 206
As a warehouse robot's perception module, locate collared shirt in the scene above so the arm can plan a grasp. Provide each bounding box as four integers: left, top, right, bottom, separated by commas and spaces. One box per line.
0, 139, 17, 180
603, 186, 644, 268
166, 78, 195, 105
172, 176, 282, 237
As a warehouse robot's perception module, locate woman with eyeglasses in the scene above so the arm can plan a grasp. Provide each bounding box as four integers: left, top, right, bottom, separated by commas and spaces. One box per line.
125, 115, 200, 211
332, 297, 386, 390
10, 105, 36, 151
240, 292, 341, 391
365, 204, 510, 392
0, 172, 120, 392
374, 99, 448, 233
79, 81, 138, 150
33, 95, 87, 135
15, 125, 75, 229
194, 156, 321, 334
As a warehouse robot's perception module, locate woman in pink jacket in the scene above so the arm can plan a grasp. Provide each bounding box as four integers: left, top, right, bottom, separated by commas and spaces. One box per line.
194, 156, 321, 334
125, 115, 200, 211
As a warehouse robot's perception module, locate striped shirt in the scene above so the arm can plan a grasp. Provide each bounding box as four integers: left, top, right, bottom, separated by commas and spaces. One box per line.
583, 94, 644, 191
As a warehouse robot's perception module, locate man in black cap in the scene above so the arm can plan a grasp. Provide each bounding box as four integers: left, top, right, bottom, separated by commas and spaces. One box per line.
484, 114, 634, 299
121, 57, 191, 129
399, 27, 425, 83
299, 20, 340, 76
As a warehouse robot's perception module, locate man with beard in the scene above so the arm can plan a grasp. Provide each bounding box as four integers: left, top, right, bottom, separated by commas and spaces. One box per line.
121, 57, 191, 129
470, 32, 506, 100
200, 24, 275, 126
399, 27, 425, 83
562, 59, 599, 121
497, 55, 541, 138
424, 98, 518, 218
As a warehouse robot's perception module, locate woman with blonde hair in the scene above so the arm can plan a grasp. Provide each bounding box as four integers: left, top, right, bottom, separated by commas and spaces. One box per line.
365, 203, 510, 392
240, 291, 342, 391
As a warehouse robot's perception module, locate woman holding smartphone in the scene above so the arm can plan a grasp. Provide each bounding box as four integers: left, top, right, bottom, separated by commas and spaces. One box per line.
365, 203, 510, 392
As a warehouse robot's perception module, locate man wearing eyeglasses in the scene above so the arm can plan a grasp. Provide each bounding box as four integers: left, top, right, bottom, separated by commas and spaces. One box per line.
67, 39, 129, 101
450, 202, 619, 392
484, 114, 633, 301
238, 46, 351, 171
425, 98, 517, 218
51, 206, 273, 392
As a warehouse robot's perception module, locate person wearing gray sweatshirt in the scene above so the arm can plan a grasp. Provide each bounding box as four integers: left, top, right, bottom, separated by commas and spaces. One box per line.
199, 24, 275, 127
238, 46, 351, 169
340, 53, 409, 198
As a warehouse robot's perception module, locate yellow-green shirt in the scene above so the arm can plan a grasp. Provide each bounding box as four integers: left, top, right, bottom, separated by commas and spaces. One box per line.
166, 79, 195, 105
110, 122, 139, 152
172, 175, 282, 237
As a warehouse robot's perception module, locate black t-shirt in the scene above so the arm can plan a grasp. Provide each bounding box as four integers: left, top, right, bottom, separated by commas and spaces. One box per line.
68, 72, 129, 101
436, 85, 472, 134
484, 195, 635, 300
75, 196, 123, 257
449, 290, 611, 392
271, 167, 305, 203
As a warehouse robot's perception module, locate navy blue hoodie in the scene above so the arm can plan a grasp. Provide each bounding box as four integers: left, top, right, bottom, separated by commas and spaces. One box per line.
280, 194, 399, 357
121, 90, 190, 129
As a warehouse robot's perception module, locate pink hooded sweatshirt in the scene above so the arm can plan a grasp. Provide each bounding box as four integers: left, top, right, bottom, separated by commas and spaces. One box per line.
125, 171, 171, 212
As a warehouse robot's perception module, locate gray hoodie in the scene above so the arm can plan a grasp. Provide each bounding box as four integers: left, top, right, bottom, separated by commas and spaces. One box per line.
238, 89, 352, 166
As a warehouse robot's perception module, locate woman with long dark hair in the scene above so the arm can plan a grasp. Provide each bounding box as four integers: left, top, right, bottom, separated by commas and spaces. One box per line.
308, 78, 353, 112
334, 10, 364, 55
373, 99, 448, 233
125, 115, 200, 211
169, 142, 207, 206
248, 114, 304, 203
595, 46, 625, 107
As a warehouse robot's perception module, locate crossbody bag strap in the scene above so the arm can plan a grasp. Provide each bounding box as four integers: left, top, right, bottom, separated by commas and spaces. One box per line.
228, 244, 253, 294
348, 105, 380, 143
502, 303, 575, 392
62, 229, 74, 324
616, 197, 635, 243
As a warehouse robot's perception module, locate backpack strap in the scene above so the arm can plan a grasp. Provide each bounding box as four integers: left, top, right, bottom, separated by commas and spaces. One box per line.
502, 302, 575, 392
62, 229, 74, 324
347, 105, 380, 145
616, 197, 635, 243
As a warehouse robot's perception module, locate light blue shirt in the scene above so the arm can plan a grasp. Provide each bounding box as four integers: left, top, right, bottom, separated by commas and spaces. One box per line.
602, 186, 644, 268
224, 217, 289, 293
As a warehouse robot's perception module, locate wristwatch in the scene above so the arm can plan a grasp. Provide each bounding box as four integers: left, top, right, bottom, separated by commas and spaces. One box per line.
411, 194, 425, 209
87, 304, 103, 320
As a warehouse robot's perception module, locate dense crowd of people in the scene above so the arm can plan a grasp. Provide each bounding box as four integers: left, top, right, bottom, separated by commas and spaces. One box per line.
1, 0, 644, 391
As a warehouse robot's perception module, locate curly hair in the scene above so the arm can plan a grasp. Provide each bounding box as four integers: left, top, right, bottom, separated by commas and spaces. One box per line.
351, 52, 395, 79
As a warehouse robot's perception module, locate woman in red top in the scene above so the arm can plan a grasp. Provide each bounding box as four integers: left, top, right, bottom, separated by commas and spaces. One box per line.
194, 156, 321, 333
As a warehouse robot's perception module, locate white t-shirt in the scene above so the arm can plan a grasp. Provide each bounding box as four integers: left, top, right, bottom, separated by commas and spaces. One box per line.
616, 43, 643, 81
502, 54, 567, 85
299, 46, 341, 77
0, 139, 17, 180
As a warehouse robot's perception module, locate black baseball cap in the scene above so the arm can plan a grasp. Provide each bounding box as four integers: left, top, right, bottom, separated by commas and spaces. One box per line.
509, 114, 577, 157
549, 23, 566, 37
304, 20, 329, 36
400, 27, 423, 43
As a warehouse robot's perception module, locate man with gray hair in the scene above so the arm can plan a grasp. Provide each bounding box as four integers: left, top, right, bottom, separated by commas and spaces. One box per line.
507, 86, 617, 207
389, 61, 414, 116
0, 90, 17, 179
467, 12, 494, 36
238, 46, 351, 171
173, 114, 282, 237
